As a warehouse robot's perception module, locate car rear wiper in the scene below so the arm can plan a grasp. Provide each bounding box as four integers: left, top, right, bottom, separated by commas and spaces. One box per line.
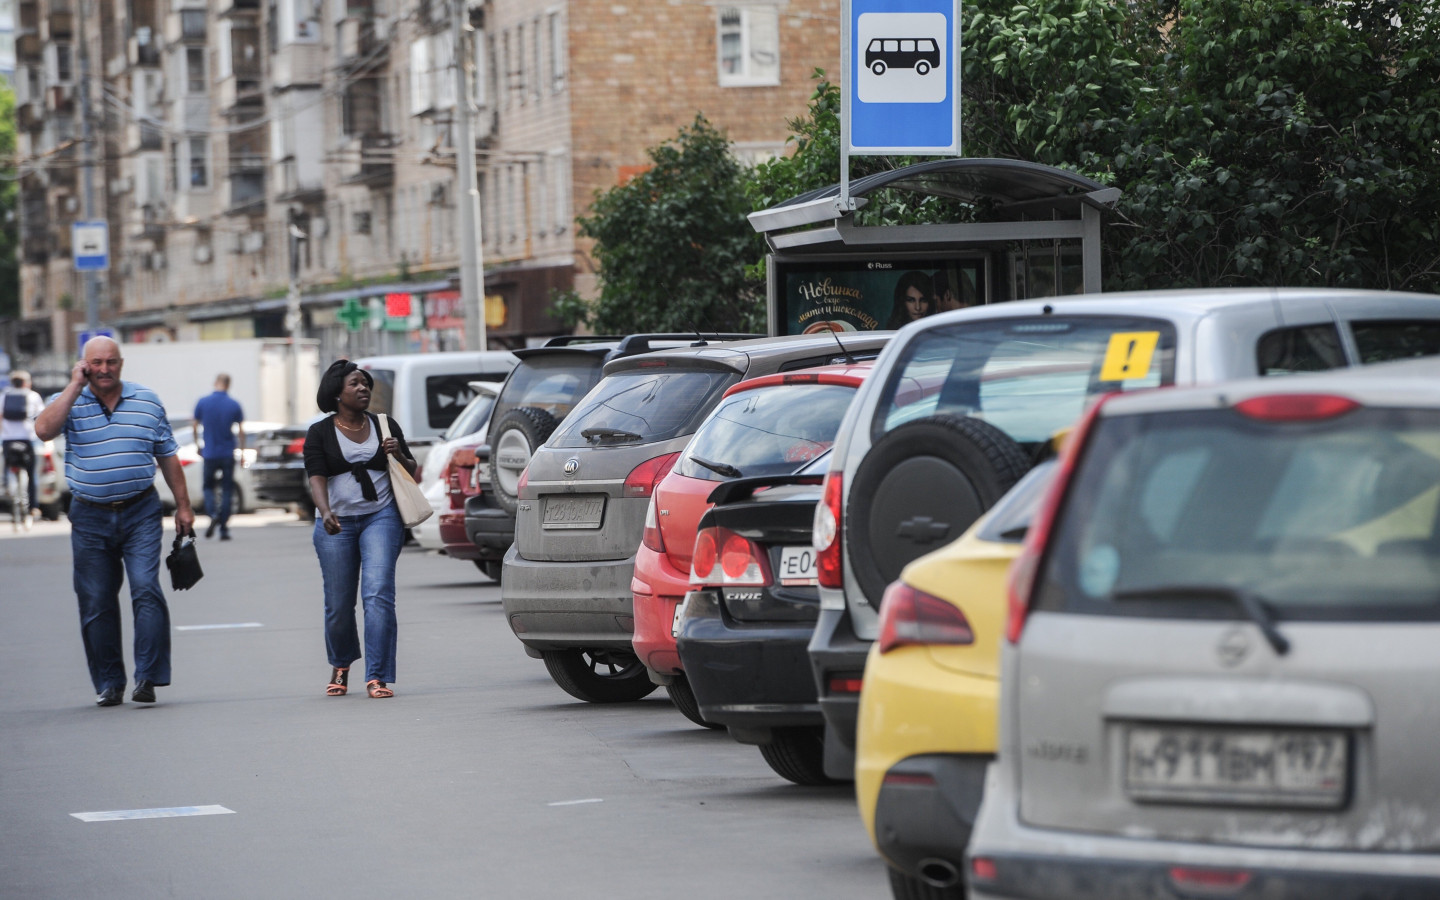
581, 427, 643, 444
689, 455, 743, 478
1113, 585, 1290, 656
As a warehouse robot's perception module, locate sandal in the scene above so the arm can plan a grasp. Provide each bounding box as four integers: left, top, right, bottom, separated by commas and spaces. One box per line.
326, 667, 349, 697
366, 680, 394, 699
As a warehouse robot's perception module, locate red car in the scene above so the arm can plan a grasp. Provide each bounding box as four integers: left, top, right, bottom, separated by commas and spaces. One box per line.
631, 363, 876, 726
437, 436, 498, 574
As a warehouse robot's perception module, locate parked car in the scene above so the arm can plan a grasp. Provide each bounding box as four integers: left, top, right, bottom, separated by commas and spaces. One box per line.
855, 460, 1056, 899
412, 383, 500, 555
967, 356, 1440, 900
810, 287, 1440, 781
503, 331, 891, 705
353, 350, 517, 453
635, 363, 877, 728
154, 421, 285, 515
249, 415, 326, 518
0, 437, 62, 520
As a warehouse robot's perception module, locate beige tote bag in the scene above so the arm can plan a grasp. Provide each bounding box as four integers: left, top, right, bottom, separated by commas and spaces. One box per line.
377, 414, 434, 528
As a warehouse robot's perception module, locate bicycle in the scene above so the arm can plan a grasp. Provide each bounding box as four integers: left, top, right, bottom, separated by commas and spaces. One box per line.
3, 440, 33, 532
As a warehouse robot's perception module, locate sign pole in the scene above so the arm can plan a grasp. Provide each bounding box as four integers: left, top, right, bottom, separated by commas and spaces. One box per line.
839, 0, 854, 213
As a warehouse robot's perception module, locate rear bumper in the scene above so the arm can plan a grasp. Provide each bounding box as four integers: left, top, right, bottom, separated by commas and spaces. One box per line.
463, 503, 515, 561
675, 588, 820, 738
968, 766, 1440, 900
439, 511, 482, 559
631, 542, 691, 676
808, 606, 868, 777
250, 464, 309, 503
874, 755, 991, 889
500, 544, 636, 652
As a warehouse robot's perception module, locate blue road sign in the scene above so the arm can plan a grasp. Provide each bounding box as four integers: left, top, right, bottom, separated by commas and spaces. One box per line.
78, 328, 115, 347
848, 0, 960, 155
73, 221, 109, 272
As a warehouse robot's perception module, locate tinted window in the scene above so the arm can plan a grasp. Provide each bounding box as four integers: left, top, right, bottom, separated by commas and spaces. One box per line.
1257, 324, 1344, 376
873, 317, 1177, 448
976, 460, 1057, 543
491, 355, 606, 428
1352, 320, 1440, 364
424, 373, 501, 432
1037, 407, 1440, 620
549, 368, 739, 449
442, 393, 496, 441
367, 368, 396, 417
675, 382, 858, 481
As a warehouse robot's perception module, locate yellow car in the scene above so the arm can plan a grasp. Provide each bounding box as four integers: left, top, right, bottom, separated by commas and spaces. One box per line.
855, 460, 1056, 900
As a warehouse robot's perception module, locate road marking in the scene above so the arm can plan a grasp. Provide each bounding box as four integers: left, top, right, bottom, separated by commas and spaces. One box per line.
176, 623, 264, 631
547, 798, 603, 807
72, 805, 235, 822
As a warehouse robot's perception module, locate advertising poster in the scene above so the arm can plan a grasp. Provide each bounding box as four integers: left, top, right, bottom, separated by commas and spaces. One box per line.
779, 259, 984, 335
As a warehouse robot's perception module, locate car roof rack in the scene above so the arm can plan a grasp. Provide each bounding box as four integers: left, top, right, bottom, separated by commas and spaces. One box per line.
611, 333, 763, 358
541, 335, 627, 347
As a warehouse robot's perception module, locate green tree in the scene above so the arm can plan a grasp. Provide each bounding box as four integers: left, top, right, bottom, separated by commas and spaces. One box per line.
0, 78, 18, 320
572, 115, 766, 334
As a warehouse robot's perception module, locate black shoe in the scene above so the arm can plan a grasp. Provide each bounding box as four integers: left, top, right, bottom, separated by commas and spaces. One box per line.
132, 680, 156, 703
205, 520, 217, 539
96, 687, 124, 707
220, 529, 232, 541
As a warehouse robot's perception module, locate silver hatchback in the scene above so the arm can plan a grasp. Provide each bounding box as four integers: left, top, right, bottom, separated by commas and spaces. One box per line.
968, 357, 1440, 899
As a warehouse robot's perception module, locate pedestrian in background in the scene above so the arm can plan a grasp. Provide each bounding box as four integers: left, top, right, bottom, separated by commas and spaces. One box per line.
304, 359, 417, 699
35, 337, 195, 708
1, 370, 45, 523
194, 373, 245, 540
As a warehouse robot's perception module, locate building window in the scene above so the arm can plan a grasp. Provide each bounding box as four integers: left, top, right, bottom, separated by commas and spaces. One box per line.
548, 11, 565, 92
186, 47, 207, 94
55, 43, 73, 82
531, 16, 542, 103
514, 22, 526, 105
551, 150, 568, 234
716, 5, 780, 87
189, 136, 209, 188
353, 210, 371, 236
181, 9, 207, 41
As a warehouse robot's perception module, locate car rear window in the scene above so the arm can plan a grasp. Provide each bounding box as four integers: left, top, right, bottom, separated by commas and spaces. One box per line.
548, 367, 739, 449
1037, 406, 1440, 621
872, 316, 1177, 449
675, 382, 858, 481
425, 373, 504, 432
491, 355, 606, 427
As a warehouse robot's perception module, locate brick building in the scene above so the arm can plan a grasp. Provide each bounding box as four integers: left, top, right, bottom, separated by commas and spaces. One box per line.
11, 0, 839, 367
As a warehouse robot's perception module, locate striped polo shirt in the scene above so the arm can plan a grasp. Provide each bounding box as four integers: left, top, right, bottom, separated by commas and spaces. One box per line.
63, 382, 179, 504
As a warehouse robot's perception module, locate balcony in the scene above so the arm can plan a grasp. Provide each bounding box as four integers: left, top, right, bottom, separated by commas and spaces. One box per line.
47, 1, 74, 39
337, 16, 389, 64
124, 121, 164, 153
341, 133, 396, 186
216, 0, 260, 17
46, 84, 74, 112
226, 156, 266, 215
127, 36, 161, 68
22, 230, 51, 265
17, 100, 43, 131
274, 159, 324, 204
271, 42, 324, 89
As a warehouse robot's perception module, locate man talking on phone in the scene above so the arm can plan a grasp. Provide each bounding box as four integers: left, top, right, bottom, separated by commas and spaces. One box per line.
36, 336, 195, 708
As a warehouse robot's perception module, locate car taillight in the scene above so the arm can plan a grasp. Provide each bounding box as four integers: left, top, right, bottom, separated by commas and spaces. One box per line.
452, 447, 478, 467
1235, 393, 1359, 421
812, 472, 843, 588
285, 437, 305, 457
642, 495, 665, 553
623, 452, 680, 499
690, 526, 767, 587
1006, 393, 1112, 643
876, 582, 975, 653
1169, 868, 1251, 892
516, 463, 530, 497
41, 448, 55, 474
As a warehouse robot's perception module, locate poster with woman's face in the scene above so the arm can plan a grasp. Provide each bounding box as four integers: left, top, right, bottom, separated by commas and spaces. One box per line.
779, 260, 982, 335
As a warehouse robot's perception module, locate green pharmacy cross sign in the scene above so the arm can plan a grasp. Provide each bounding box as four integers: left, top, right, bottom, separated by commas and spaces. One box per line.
337, 297, 368, 332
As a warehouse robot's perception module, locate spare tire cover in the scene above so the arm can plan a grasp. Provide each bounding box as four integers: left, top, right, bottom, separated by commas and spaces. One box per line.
846, 414, 1031, 609
488, 406, 560, 514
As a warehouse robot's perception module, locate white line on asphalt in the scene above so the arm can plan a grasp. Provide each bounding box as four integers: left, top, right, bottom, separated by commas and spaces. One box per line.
175, 623, 264, 631
547, 798, 604, 807
71, 805, 235, 822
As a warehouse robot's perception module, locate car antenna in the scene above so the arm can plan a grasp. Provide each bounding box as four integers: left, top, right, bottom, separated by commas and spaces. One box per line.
829, 327, 857, 364
683, 314, 707, 347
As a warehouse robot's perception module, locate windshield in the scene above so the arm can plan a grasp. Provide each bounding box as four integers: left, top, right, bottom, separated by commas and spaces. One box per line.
549, 367, 738, 449
676, 382, 859, 481
492, 355, 606, 429
1038, 407, 1440, 620
873, 316, 1177, 447
442, 394, 496, 441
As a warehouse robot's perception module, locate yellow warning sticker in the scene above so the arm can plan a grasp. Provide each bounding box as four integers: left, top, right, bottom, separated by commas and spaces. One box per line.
1099, 332, 1161, 381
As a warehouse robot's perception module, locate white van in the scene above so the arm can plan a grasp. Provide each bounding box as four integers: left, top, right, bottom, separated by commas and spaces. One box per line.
354, 351, 518, 450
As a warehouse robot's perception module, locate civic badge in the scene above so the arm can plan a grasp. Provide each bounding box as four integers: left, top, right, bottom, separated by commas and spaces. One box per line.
563, 457, 580, 477
1216, 627, 1251, 668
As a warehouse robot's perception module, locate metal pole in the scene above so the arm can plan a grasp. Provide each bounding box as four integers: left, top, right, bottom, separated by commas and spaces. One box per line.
837, 0, 853, 213
77, 0, 100, 330
453, 0, 487, 351
286, 217, 304, 424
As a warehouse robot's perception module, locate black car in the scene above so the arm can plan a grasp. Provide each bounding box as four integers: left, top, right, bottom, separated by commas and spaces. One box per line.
674, 456, 835, 786
249, 417, 322, 517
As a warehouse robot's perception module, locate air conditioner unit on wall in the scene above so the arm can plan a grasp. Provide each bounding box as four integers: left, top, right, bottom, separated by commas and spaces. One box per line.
151, 251, 166, 270
241, 231, 264, 254
193, 244, 212, 264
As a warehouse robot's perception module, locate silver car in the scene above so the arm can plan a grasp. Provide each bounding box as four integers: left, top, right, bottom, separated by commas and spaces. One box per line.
967, 356, 1440, 899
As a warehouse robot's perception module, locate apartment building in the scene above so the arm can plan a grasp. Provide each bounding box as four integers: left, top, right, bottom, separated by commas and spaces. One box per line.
14, 0, 839, 364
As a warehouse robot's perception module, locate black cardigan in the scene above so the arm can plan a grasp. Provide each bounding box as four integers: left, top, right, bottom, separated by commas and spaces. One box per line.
302, 413, 415, 502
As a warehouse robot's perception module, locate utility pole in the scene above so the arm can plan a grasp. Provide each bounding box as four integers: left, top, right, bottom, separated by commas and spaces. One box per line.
77, 0, 101, 331
286, 215, 306, 425
452, 0, 487, 351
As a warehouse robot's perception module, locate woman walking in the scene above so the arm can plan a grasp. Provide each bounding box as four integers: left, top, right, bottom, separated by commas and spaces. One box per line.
304, 359, 418, 699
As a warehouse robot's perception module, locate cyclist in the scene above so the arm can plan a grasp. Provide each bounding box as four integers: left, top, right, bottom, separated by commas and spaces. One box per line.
2, 369, 45, 521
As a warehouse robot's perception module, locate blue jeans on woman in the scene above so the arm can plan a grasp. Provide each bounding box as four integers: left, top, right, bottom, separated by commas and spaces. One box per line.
312, 502, 404, 683
68, 489, 170, 693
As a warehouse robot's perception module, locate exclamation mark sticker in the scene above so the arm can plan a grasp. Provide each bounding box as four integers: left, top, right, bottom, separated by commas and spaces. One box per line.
1100, 332, 1161, 382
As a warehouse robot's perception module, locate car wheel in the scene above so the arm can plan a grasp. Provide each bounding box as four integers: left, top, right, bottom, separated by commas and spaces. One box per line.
847, 415, 1030, 609
886, 865, 965, 900
297, 497, 316, 521
542, 649, 659, 703
489, 407, 560, 515
665, 673, 723, 729
915, 60, 930, 75
871, 60, 886, 75
40, 502, 62, 521
758, 727, 838, 786
473, 559, 503, 583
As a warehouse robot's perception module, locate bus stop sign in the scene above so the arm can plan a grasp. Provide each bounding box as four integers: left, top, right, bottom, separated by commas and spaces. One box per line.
847, 0, 960, 155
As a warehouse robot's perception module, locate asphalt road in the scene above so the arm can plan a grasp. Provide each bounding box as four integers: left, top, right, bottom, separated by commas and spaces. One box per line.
0, 511, 887, 899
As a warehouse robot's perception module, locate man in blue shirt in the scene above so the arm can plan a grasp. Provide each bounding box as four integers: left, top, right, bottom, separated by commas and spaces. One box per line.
36, 336, 195, 708
194, 373, 246, 540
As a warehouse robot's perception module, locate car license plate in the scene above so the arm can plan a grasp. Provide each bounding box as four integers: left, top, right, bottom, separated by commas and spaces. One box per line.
777, 546, 818, 585
1126, 725, 1347, 808
671, 596, 689, 638
260, 445, 284, 459
541, 495, 605, 529
471, 462, 490, 488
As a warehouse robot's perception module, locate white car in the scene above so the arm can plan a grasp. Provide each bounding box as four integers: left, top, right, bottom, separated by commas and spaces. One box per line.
155, 421, 284, 515
413, 383, 500, 551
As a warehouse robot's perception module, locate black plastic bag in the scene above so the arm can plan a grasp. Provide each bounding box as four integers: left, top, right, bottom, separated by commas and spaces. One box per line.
166, 535, 204, 591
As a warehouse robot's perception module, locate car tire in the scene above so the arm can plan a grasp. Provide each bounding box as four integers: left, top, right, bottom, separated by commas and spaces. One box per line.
474, 559, 503, 583
489, 407, 560, 515
758, 727, 838, 786
847, 415, 1030, 609
665, 674, 723, 729
542, 649, 659, 703
886, 865, 964, 900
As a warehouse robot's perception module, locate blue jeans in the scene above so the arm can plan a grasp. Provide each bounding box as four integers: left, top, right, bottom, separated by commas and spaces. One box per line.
3, 439, 38, 510
201, 457, 236, 528
312, 502, 404, 683
69, 489, 170, 692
